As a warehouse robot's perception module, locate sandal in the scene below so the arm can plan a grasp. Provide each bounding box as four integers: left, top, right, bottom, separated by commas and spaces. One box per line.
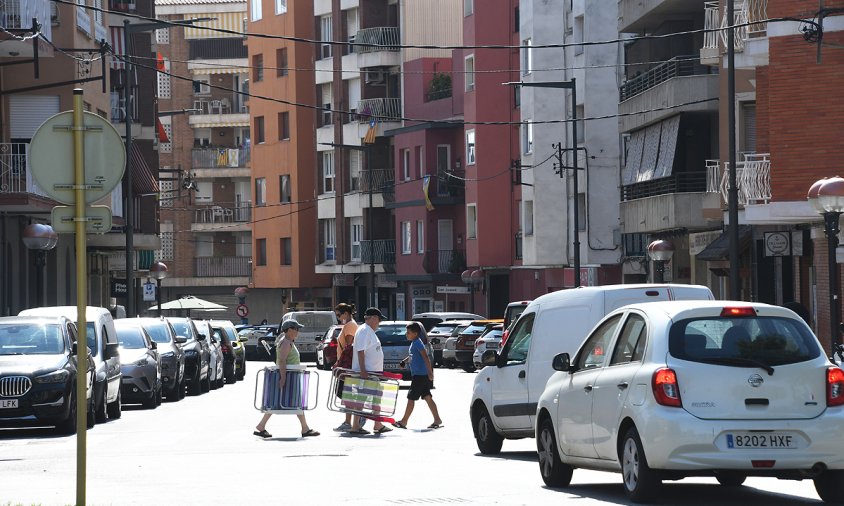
392, 421, 407, 429
348, 428, 370, 435
253, 429, 272, 438
374, 426, 393, 434
301, 429, 321, 437
427, 423, 443, 429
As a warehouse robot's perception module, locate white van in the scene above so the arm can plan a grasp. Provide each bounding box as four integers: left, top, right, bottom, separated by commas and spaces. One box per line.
19, 306, 123, 422
280, 311, 336, 361
469, 284, 713, 454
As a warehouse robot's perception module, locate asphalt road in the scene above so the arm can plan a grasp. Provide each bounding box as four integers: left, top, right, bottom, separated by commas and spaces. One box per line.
0, 361, 831, 505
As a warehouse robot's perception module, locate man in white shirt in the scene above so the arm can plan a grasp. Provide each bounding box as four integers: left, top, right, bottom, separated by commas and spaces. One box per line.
349, 307, 392, 434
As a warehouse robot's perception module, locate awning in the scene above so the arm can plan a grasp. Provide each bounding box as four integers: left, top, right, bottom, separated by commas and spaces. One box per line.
623, 115, 681, 184
188, 59, 248, 75
188, 118, 250, 128
695, 225, 753, 261
130, 143, 158, 196
184, 13, 245, 39
110, 27, 124, 70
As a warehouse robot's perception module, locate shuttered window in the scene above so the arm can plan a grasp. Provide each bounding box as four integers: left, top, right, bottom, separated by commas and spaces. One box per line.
741, 103, 756, 153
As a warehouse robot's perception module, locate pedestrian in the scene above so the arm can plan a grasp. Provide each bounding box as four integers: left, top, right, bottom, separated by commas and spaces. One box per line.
333, 303, 357, 431
254, 319, 320, 439
348, 307, 392, 435
393, 321, 443, 430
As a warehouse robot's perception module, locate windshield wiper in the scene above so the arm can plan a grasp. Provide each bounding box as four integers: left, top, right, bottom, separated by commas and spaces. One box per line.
701, 357, 775, 376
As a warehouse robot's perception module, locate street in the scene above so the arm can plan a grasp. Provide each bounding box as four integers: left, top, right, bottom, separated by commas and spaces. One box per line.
0, 361, 831, 506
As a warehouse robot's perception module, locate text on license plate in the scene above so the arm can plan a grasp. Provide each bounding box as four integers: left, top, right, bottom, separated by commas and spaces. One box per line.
726, 432, 797, 449
0, 399, 19, 409
384, 363, 401, 369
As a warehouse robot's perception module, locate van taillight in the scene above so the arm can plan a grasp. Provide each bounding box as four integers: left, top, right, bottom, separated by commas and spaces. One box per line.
828, 367, 844, 406
652, 368, 682, 407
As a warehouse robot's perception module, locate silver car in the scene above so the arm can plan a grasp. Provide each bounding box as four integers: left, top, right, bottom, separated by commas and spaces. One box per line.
115, 324, 161, 409
194, 320, 224, 390
118, 318, 186, 402
442, 323, 471, 368
428, 320, 474, 367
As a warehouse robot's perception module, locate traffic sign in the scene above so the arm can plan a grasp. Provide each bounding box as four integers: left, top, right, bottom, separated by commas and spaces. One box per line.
51, 205, 112, 234
236, 304, 249, 318
436, 286, 470, 294
142, 282, 156, 302
29, 111, 126, 205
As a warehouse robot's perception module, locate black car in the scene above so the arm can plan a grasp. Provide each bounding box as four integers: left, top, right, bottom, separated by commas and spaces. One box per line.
167, 317, 210, 395
0, 316, 96, 434
211, 325, 237, 384
122, 318, 186, 402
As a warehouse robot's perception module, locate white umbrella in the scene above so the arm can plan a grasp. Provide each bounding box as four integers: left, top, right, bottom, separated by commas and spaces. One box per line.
148, 295, 227, 311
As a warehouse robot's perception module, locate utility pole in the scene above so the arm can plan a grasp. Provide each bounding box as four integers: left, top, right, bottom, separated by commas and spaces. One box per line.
727, 0, 740, 299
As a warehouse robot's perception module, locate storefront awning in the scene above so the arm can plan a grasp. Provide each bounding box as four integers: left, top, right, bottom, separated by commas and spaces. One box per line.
695, 225, 753, 261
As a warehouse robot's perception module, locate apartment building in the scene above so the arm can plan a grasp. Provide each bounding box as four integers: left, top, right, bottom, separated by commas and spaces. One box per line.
155, 0, 257, 315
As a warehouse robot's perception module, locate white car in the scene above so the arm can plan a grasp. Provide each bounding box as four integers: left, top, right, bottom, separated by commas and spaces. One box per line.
535, 300, 844, 503
473, 325, 503, 369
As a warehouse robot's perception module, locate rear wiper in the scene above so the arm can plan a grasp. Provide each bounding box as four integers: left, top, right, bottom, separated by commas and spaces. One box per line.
702, 357, 775, 376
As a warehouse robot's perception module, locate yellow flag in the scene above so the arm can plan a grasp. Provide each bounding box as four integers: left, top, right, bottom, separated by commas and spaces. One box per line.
423, 175, 435, 211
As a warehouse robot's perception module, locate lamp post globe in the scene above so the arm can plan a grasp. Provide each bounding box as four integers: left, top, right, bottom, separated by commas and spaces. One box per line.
808, 177, 828, 214
149, 261, 168, 317
818, 176, 844, 214
647, 239, 674, 284
22, 224, 57, 307
812, 177, 844, 356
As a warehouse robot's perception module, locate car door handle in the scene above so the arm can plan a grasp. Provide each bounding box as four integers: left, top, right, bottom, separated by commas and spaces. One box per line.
584, 384, 593, 392
518, 370, 526, 379
617, 382, 629, 390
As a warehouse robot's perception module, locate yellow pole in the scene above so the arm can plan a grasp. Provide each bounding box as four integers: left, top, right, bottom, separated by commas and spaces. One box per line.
73, 88, 88, 506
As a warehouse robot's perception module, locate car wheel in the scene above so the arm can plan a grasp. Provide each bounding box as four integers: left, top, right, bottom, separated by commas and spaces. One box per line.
166, 373, 180, 402
178, 375, 187, 399
155, 384, 163, 405
462, 364, 476, 373
190, 368, 202, 396
86, 394, 96, 428
815, 470, 844, 503
226, 364, 236, 384
621, 426, 660, 503
95, 383, 108, 423
57, 390, 78, 435
142, 389, 157, 409
473, 404, 503, 455
106, 389, 122, 419
715, 471, 746, 487
237, 361, 246, 381
537, 417, 574, 487
202, 371, 211, 393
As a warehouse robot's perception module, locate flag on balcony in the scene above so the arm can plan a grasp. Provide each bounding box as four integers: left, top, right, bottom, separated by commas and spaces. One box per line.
156, 118, 169, 143
363, 118, 378, 145
156, 52, 166, 72
422, 175, 435, 211
216, 148, 228, 166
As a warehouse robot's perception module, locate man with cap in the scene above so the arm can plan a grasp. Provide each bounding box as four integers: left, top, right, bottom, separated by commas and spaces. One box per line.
253, 319, 320, 439
348, 308, 392, 434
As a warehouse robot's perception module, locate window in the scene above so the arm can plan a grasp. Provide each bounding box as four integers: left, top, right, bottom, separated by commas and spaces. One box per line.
346, 8, 359, 54
276, 48, 288, 76
522, 122, 533, 154
156, 57, 171, 98
523, 200, 534, 236
349, 150, 362, 190
252, 54, 264, 82
320, 15, 333, 59
463, 0, 473, 16
256, 238, 267, 266
320, 83, 332, 126
278, 111, 290, 140
255, 116, 265, 143
279, 174, 290, 203
351, 218, 362, 262
464, 55, 475, 91
157, 224, 174, 260
741, 102, 756, 153
575, 314, 623, 370
466, 129, 476, 165
322, 151, 335, 193
467, 204, 477, 239
280, 238, 292, 265
255, 177, 266, 206
402, 149, 410, 181
416, 146, 424, 178
251, 0, 262, 22
155, 28, 169, 45
514, 7, 519, 32
401, 221, 412, 254
275, 0, 286, 15
574, 15, 584, 55
514, 84, 521, 108
417, 220, 424, 254
610, 314, 647, 365
577, 194, 586, 231
503, 312, 534, 364
575, 105, 584, 144
324, 219, 336, 261
193, 75, 210, 95
521, 38, 532, 75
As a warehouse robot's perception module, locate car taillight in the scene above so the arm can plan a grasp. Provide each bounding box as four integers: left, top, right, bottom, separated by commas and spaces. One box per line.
221, 345, 230, 353
720, 306, 756, 317
827, 367, 844, 406
475, 339, 485, 348
328, 340, 338, 348
652, 368, 682, 407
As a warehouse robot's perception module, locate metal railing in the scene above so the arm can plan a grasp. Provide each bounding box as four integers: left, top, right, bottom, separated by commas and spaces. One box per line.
704, 0, 768, 54
709, 153, 771, 206
0, 143, 48, 197
194, 203, 252, 224
191, 96, 248, 115
423, 249, 466, 274
355, 27, 400, 53
620, 55, 715, 101
703, 2, 721, 53
361, 239, 396, 266
192, 147, 251, 168
357, 169, 395, 194
0, 0, 22, 28
621, 171, 709, 201
357, 98, 402, 122
195, 256, 251, 277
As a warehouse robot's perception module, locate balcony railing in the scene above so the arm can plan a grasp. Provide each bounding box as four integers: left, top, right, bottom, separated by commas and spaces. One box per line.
621, 172, 709, 201
194, 203, 252, 224
355, 169, 395, 193
620, 55, 716, 102
423, 249, 466, 275
708, 153, 771, 206
191, 96, 248, 115
703, 0, 768, 54
195, 256, 250, 277
357, 98, 401, 123
0, 143, 49, 197
192, 147, 251, 168
355, 27, 400, 53
361, 239, 396, 267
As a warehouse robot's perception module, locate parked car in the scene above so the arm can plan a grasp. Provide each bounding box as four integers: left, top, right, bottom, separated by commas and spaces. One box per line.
442, 322, 472, 368
194, 320, 223, 390
115, 323, 161, 409
470, 284, 714, 456
167, 317, 210, 395
455, 320, 504, 372
0, 316, 95, 434
316, 325, 342, 370
19, 306, 122, 422
377, 321, 435, 380
427, 320, 473, 367
119, 318, 186, 401
535, 300, 844, 504
240, 325, 279, 361
411, 312, 485, 332
211, 320, 245, 381
280, 311, 337, 362
500, 300, 531, 348
472, 324, 503, 369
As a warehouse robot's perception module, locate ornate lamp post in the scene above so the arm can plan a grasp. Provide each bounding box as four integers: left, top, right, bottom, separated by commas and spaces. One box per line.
149, 261, 168, 318
461, 269, 484, 314
647, 239, 674, 284
22, 223, 58, 307
808, 176, 844, 355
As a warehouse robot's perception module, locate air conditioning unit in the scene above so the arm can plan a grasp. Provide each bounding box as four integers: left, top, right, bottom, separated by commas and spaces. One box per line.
365, 70, 386, 85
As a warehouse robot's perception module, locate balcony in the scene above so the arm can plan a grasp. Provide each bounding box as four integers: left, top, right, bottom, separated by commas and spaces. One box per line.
620, 56, 716, 102
188, 96, 249, 128
195, 256, 251, 277
701, 0, 769, 67
0, 143, 49, 198
191, 203, 252, 232
353, 169, 395, 193
422, 249, 466, 275
356, 27, 401, 69
361, 239, 396, 272
192, 147, 250, 178
707, 153, 771, 207
620, 171, 721, 233
357, 98, 401, 123
110, 92, 137, 123
618, 0, 705, 33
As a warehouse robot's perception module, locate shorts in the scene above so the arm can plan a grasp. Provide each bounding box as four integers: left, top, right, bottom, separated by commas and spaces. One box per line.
407, 375, 433, 401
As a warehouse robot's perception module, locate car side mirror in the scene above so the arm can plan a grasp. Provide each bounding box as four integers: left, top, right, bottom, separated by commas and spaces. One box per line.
104, 342, 120, 359
552, 353, 572, 372
72, 341, 78, 355
175, 336, 187, 344
150, 342, 157, 350
481, 350, 498, 367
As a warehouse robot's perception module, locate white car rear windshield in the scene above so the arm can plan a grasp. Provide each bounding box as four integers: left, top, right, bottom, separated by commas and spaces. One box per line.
669, 316, 821, 366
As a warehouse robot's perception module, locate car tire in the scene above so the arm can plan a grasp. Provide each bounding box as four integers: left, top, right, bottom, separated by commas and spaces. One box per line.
142, 389, 157, 409
95, 383, 108, 423
620, 426, 661, 503
86, 394, 96, 428
166, 373, 180, 402
462, 364, 476, 373
106, 389, 122, 419
190, 368, 202, 396
537, 417, 574, 487
815, 470, 844, 503
715, 471, 746, 487
202, 371, 211, 393
178, 374, 187, 399
57, 389, 78, 435
238, 362, 246, 381
155, 384, 163, 405
226, 364, 236, 384
474, 404, 504, 455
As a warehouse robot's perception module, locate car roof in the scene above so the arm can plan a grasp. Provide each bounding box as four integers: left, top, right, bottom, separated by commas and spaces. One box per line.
209, 319, 236, 327
468, 319, 504, 325
0, 315, 71, 325
19, 306, 112, 320
615, 300, 796, 320
379, 320, 412, 325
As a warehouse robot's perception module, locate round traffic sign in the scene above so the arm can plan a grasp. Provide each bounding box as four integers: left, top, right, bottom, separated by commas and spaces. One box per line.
29, 111, 126, 205
236, 304, 249, 318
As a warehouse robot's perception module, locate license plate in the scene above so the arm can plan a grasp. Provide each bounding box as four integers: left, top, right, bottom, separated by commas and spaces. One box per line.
384, 363, 401, 370
725, 432, 798, 449
486, 343, 498, 349
0, 399, 19, 409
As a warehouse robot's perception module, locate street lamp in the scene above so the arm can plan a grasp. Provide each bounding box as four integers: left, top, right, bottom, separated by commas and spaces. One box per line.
808, 176, 844, 355
149, 261, 168, 318
22, 223, 58, 307
647, 239, 674, 284
461, 269, 484, 314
